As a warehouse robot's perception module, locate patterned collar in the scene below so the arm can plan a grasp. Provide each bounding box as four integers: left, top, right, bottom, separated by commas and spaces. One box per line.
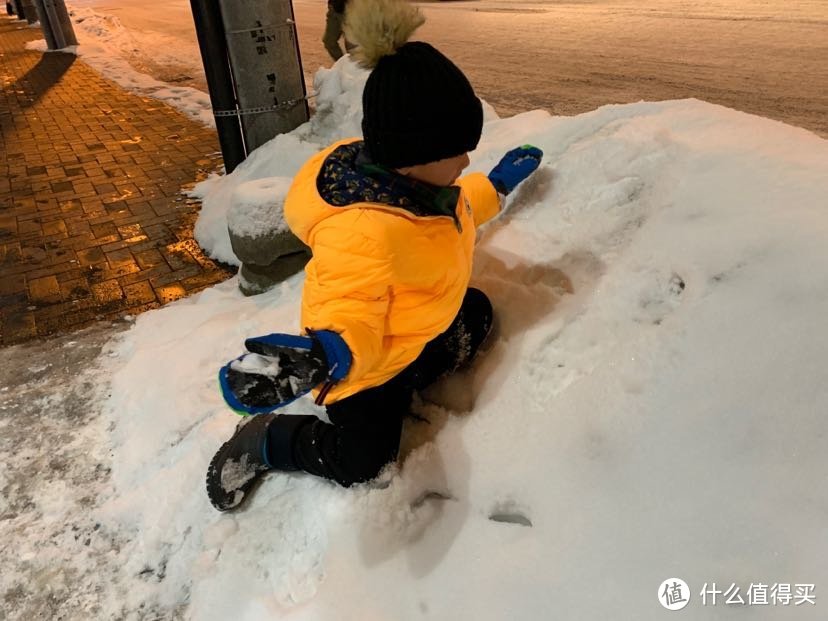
317, 141, 461, 223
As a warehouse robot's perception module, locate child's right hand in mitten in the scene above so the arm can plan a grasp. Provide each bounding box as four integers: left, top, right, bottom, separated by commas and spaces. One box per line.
487, 145, 543, 195
219, 330, 351, 414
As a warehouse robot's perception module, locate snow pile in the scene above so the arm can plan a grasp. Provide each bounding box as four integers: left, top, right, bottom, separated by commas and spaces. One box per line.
24, 5, 214, 126
91, 73, 828, 620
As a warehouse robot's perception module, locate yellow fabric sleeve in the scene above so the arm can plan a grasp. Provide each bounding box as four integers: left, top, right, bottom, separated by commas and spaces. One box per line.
457, 172, 501, 227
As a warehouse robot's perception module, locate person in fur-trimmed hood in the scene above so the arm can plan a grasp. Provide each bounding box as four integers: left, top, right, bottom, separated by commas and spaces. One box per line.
323, 0, 353, 61
206, 0, 543, 511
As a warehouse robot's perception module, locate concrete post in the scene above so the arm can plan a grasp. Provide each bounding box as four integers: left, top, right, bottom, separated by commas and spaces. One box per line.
218, 0, 309, 154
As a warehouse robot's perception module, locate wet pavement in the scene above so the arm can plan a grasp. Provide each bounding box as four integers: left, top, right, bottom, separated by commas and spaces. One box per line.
0, 15, 233, 347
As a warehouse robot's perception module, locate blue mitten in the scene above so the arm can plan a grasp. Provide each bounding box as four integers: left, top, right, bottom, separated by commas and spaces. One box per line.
219, 329, 351, 414
487, 145, 543, 195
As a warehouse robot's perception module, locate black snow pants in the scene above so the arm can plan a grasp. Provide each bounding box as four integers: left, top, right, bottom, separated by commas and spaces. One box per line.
265, 288, 493, 486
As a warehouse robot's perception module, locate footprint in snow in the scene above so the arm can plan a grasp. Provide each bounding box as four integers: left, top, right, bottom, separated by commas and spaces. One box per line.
638, 272, 686, 326
488, 501, 533, 527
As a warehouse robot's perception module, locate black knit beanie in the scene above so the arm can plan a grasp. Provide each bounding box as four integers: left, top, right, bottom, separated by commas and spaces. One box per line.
360, 43, 483, 169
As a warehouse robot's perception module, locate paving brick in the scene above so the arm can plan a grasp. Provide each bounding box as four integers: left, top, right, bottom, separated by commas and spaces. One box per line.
20, 246, 49, 264
56, 268, 87, 284
133, 248, 165, 270
122, 280, 157, 306
24, 261, 81, 282
28, 275, 62, 304
99, 239, 134, 254
66, 219, 92, 236
42, 220, 68, 237
116, 223, 143, 239
0, 242, 22, 267
60, 277, 93, 301
115, 263, 172, 288
162, 244, 199, 270
93, 182, 117, 195
154, 283, 187, 304
106, 248, 136, 269
89, 262, 141, 284
150, 266, 203, 288
1, 309, 37, 344
35, 307, 100, 336
91, 222, 118, 238
51, 180, 74, 193
181, 270, 231, 292
18, 219, 43, 236
0, 273, 26, 296
65, 234, 96, 250
91, 279, 124, 304
76, 246, 106, 266
90, 233, 121, 247
32, 297, 98, 321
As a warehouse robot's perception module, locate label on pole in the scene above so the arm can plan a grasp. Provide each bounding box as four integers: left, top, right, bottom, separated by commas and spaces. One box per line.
219, 0, 309, 154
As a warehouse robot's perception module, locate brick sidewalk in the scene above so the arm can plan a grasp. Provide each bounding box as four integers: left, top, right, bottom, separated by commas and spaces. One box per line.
0, 16, 234, 346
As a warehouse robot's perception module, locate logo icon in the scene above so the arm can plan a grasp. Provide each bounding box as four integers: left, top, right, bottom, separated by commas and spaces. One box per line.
659, 578, 690, 610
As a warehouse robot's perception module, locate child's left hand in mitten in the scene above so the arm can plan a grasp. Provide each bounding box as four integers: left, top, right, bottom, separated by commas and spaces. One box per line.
219, 330, 351, 414
487, 145, 544, 195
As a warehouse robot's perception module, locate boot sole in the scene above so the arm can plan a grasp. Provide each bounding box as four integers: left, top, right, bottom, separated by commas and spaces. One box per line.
205, 434, 267, 512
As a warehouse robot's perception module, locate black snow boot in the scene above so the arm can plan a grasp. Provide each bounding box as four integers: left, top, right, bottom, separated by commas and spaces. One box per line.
206, 414, 278, 511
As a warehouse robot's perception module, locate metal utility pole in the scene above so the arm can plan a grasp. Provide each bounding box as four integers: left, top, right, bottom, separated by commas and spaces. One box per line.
34, 0, 77, 49
219, 0, 309, 153
190, 0, 308, 172
190, 0, 246, 173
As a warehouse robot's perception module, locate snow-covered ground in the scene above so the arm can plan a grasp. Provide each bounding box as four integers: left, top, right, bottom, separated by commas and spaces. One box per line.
3, 50, 828, 619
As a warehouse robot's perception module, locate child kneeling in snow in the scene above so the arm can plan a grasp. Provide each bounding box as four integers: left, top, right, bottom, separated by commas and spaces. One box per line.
207, 0, 543, 511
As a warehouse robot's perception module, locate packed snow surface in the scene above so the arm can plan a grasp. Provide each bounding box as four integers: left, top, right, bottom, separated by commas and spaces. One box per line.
3, 55, 828, 621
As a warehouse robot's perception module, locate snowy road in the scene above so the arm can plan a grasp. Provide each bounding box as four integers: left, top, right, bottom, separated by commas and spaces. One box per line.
67, 0, 828, 136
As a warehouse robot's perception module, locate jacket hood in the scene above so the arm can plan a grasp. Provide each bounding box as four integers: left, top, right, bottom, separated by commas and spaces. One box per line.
285, 139, 461, 244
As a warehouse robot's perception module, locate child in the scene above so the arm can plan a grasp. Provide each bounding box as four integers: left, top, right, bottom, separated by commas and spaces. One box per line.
206, 0, 543, 511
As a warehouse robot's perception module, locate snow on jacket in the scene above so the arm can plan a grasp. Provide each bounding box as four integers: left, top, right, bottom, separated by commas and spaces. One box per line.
284, 138, 500, 403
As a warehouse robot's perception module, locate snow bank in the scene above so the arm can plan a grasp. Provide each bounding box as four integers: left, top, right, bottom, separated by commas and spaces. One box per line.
94, 75, 828, 620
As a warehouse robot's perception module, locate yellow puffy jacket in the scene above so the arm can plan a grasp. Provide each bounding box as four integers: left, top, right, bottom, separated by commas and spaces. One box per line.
284, 139, 500, 403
